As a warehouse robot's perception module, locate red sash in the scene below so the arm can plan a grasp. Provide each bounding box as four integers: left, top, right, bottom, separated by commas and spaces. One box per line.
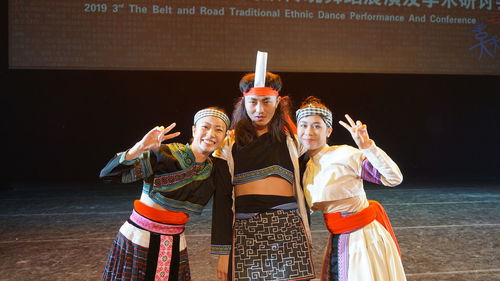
134, 200, 189, 225
323, 200, 401, 256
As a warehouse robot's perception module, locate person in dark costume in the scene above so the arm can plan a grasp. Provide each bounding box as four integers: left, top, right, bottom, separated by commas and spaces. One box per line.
100, 107, 233, 281
214, 52, 315, 281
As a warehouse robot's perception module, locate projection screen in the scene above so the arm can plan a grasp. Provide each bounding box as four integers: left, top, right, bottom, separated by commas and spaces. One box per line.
8, 0, 500, 74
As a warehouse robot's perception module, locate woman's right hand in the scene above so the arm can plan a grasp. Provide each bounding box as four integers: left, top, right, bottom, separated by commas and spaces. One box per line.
338, 114, 373, 150
125, 123, 180, 160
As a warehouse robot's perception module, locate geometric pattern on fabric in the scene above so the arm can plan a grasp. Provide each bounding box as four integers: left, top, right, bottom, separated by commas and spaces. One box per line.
142, 183, 205, 215
134, 163, 144, 180
296, 104, 333, 128
233, 165, 294, 185
193, 108, 230, 129
130, 210, 185, 235
152, 143, 213, 193
361, 159, 383, 185
151, 162, 212, 192
178, 249, 191, 281
323, 232, 350, 281
210, 244, 232, 255
102, 232, 149, 281
103, 219, 191, 281
119, 151, 154, 183
337, 233, 350, 281
233, 209, 315, 281
155, 236, 174, 280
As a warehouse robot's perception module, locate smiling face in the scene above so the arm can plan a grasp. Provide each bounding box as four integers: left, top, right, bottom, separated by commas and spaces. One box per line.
191, 116, 227, 157
297, 115, 333, 156
244, 95, 280, 129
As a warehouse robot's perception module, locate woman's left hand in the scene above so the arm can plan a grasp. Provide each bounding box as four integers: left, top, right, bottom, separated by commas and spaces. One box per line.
216, 254, 229, 281
339, 114, 373, 149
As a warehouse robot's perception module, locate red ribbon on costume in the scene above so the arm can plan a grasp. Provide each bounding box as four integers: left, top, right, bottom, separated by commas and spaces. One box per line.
323, 200, 401, 256
243, 87, 279, 96
134, 200, 189, 225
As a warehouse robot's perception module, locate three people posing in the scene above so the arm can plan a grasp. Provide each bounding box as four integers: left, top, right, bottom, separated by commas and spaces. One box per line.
100, 70, 405, 281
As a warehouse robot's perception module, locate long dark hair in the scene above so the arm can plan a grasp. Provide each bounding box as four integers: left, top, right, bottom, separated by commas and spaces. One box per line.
231, 72, 296, 146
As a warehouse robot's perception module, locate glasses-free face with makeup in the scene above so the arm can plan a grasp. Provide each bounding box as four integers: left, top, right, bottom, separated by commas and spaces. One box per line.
192, 116, 227, 157
244, 95, 280, 128
298, 115, 332, 156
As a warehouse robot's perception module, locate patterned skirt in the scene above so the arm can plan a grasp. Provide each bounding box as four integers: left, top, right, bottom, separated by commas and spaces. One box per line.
232, 205, 315, 281
102, 209, 190, 281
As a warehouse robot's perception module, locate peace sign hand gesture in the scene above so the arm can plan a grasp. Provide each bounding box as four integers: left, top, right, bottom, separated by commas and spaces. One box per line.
139, 123, 181, 151
125, 123, 181, 160
338, 114, 373, 150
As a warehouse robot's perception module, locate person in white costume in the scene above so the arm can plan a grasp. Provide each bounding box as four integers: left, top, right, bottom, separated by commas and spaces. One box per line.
296, 96, 406, 281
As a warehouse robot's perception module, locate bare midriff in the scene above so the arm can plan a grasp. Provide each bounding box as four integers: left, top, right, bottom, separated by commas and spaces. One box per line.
140, 193, 168, 211
235, 176, 294, 197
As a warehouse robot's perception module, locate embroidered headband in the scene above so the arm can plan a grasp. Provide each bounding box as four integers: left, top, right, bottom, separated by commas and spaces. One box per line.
296, 104, 333, 128
193, 108, 230, 130
243, 51, 279, 97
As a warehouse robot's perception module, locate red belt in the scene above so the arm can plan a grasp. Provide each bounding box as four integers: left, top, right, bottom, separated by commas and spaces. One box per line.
134, 200, 189, 225
323, 200, 400, 256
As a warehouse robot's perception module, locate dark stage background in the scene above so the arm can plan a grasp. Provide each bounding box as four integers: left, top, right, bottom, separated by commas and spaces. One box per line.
3, 0, 499, 188
4, 70, 500, 186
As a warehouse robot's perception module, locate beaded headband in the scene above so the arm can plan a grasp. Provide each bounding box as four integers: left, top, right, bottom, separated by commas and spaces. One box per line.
296, 104, 333, 128
193, 108, 230, 130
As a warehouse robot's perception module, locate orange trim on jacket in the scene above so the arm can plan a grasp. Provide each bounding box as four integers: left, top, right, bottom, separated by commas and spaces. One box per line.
323, 200, 401, 256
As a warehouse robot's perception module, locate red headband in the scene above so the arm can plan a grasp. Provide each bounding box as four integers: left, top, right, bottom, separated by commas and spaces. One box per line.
243, 87, 279, 96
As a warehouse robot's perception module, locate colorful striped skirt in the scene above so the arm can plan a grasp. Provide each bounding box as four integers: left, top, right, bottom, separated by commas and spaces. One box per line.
103, 203, 190, 281
232, 203, 315, 281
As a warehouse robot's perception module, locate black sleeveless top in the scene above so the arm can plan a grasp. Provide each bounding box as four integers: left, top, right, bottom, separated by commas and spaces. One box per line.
232, 132, 294, 185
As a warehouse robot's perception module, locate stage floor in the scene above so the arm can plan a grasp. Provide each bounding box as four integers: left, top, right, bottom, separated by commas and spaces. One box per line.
1, 183, 499, 281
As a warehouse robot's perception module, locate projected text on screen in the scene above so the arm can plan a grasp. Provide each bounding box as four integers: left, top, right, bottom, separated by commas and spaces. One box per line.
9, 0, 500, 74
